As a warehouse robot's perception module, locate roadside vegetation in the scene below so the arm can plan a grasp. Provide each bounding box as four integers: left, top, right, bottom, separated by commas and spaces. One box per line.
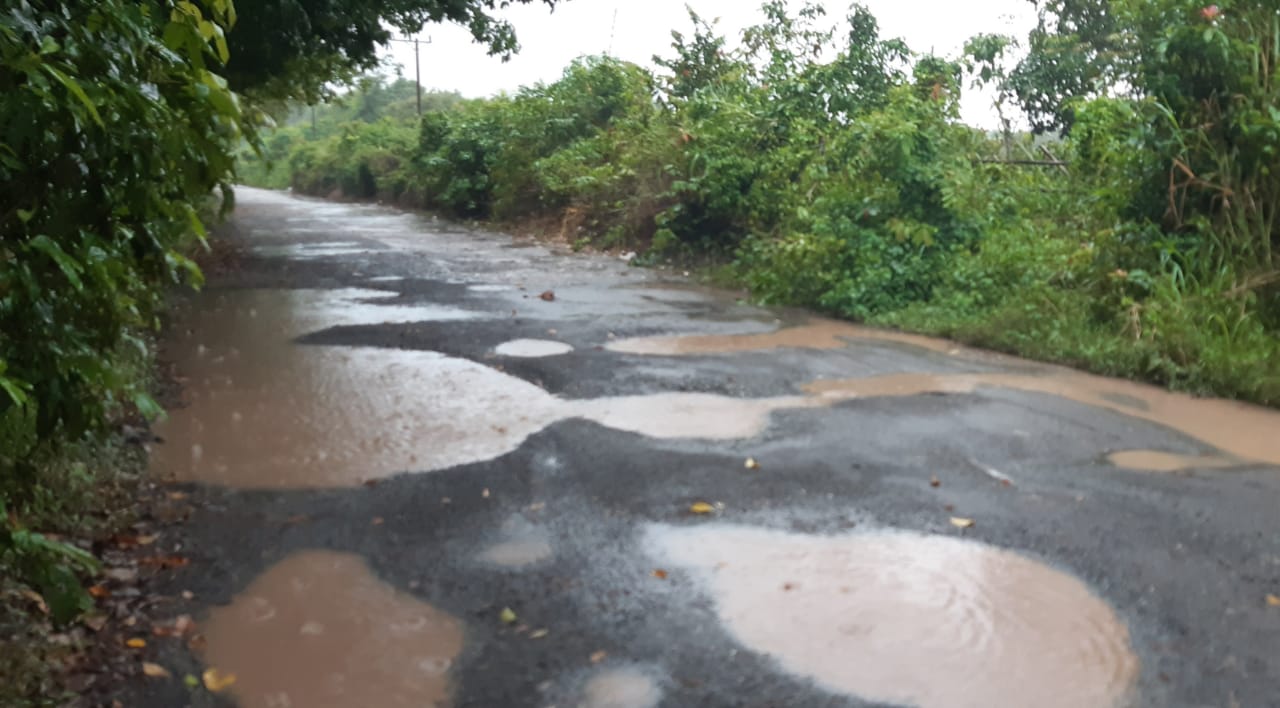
1, 0, 561, 702
244, 0, 1280, 407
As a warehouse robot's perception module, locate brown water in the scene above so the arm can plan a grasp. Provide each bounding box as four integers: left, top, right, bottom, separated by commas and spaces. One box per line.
804, 372, 1280, 469
606, 319, 957, 356
579, 666, 662, 708
201, 551, 464, 708
153, 289, 823, 488
646, 524, 1138, 708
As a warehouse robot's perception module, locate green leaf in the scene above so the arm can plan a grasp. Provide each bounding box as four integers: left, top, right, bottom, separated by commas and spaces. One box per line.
27, 235, 84, 290
132, 392, 164, 421
43, 67, 103, 128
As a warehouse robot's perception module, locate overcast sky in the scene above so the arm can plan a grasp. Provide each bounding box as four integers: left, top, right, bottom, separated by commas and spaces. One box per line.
382, 0, 1036, 128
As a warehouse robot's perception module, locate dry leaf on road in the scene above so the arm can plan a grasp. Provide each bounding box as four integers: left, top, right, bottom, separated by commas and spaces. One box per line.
202, 668, 237, 692
744, 458, 760, 470
1266, 594, 1280, 607
652, 569, 668, 580
500, 607, 517, 624
125, 638, 146, 649
141, 662, 170, 679
689, 501, 715, 514
950, 517, 975, 529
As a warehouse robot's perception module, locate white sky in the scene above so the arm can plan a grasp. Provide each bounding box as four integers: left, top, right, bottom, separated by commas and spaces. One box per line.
382, 0, 1036, 128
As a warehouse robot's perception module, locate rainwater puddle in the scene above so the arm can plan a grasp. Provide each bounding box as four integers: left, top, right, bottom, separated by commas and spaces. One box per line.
606, 319, 955, 356
804, 372, 1280, 470
1107, 450, 1238, 472
254, 242, 374, 259
646, 524, 1137, 708
154, 289, 821, 488
202, 551, 464, 708
579, 666, 663, 708
494, 339, 575, 358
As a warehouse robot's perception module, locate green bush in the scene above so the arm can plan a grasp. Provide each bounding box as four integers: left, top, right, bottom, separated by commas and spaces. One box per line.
1, 0, 247, 617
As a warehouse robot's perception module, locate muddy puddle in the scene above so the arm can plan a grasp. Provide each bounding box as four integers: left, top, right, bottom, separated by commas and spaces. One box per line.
202, 550, 464, 708
805, 372, 1280, 470
606, 319, 959, 356
154, 289, 824, 488
647, 524, 1137, 708
494, 339, 575, 358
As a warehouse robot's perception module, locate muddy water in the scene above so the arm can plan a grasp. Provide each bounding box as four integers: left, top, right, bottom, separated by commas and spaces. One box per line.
154, 289, 823, 488
647, 524, 1137, 708
804, 372, 1280, 469
202, 551, 464, 708
151, 289, 557, 488
606, 319, 957, 356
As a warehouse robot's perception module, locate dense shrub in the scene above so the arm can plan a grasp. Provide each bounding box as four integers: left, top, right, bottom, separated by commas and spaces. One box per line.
1, 0, 248, 618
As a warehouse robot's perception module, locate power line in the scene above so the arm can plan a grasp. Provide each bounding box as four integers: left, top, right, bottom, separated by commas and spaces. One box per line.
387, 35, 433, 115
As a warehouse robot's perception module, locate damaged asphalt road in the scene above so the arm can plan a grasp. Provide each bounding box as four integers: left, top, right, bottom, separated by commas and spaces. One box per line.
127, 187, 1280, 707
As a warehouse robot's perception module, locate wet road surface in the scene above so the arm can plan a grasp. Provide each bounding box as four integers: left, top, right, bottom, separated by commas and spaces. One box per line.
136, 187, 1280, 707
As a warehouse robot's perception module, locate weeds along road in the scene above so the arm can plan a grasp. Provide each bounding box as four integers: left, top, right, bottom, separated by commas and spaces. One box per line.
132, 187, 1280, 708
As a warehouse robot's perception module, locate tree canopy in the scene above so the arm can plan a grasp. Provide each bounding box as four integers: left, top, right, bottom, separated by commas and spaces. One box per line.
226, 0, 562, 102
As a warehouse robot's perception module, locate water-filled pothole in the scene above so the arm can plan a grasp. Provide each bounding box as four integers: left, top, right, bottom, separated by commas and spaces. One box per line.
606, 319, 956, 355
201, 551, 464, 708
153, 289, 829, 488
646, 524, 1138, 708
805, 372, 1280, 469
494, 339, 574, 358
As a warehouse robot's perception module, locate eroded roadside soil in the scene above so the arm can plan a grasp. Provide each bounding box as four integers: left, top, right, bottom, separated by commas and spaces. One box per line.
125, 188, 1279, 707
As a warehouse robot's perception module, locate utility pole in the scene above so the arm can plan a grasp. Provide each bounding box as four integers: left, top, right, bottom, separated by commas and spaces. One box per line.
389, 35, 432, 116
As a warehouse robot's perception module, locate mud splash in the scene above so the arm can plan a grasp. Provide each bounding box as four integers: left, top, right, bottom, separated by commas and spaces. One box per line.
494, 339, 575, 358
606, 319, 957, 356
647, 524, 1137, 708
201, 551, 464, 708
154, 289, 821, 488
580, 666, 663, 708
804, 372, 1280, 469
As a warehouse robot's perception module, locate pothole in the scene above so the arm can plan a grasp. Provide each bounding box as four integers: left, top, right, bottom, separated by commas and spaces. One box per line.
606, 319, 956, 355
805, 372, 1280, 470
494, 339, 574, 358
646, 523, 1138, 708
201, 551, 464, 708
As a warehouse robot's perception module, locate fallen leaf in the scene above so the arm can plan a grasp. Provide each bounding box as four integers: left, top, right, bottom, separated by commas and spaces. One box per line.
126, 638, 147, 649
167, 492, 189, 501
183, 674, 200, 689
362, 479, 381, 488
482, 488, 491, 499
950, 517, 975, 529
500, 607, 517, 625
371, 517, 385, 526
689, 501, 715, 515
1266, 594, 1280, 607
539, 290, 556, 301
782, 583, 796, 591
21, 589, 49, 615
181, 590, 195, 601
530, 628, 549, 640
88, 585, 110, 599
202, 668, 237, 693
744, 458, 761, 470
137, 555, 189, 569
929, 476, 941, 488
652, 569, 668, 580
141, 662, 170, 679
590, 650, 607, 664
104, 567, 139, 583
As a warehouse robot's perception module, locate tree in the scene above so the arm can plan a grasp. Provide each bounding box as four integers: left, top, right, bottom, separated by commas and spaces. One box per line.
226, 0, 563, 102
